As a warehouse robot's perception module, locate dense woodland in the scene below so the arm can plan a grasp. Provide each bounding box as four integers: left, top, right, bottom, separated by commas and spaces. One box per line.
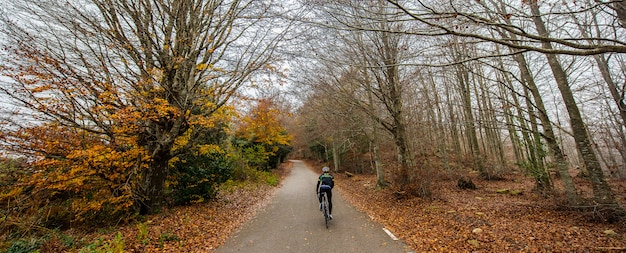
290, 0, 626, 210
0, 0, 625, 252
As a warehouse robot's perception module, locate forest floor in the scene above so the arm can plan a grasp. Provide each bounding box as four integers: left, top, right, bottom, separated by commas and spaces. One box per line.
332, 167, 626, 252
39, 164, 291, 252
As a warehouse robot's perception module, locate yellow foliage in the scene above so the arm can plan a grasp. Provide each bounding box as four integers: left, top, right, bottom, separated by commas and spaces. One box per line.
0, 187, 23, 200
196, 63, 213, 71
173, 127, 194, 152
169, 156, 181, 167
2, 122, 149, 223
236, 99, 292, 148
197, 144, 223, 156
0, 45, 264, 228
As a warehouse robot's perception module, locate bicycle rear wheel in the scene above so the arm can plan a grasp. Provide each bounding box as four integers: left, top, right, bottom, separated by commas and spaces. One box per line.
322, 193, 329, 228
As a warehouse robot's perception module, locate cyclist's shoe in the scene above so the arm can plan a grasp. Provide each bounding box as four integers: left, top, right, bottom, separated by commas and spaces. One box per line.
329, 214, 333, 220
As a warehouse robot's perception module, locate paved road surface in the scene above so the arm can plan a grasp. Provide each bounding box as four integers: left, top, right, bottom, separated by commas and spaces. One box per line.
216, 160, 412, 253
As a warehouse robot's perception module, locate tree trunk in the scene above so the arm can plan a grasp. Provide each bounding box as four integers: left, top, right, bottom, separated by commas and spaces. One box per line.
492, 2, 577, 201
499, 76, 524, 166
393, 119, 413, 185
332, 138, 340, 172
480, 72, 506, 170
567, 4, 626, 166
363, 55, 386, 188
381, 29, 413, 186
140, 149, 170, 214
454, 52, 485, 177
372, 140, 385, 188
593, 55, 626, 133
613, 0, 626, 28
429, 70, 451, 170
514, 52, 578, 202
524, 83, 551, 190
530, 2, 620, 209
497, 52, 550, 189
447, 84, 462, 156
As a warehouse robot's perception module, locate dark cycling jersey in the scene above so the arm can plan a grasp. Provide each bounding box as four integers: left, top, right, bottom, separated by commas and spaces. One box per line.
317, 173, 334, 190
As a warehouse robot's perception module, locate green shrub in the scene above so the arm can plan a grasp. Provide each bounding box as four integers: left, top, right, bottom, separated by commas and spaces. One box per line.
136, 222, 149, 244
78, 232, 124, 253
6, 239, 40, 253
157, 232, 179, 248
231, 166, 279, 186
170, 150, 233, 205
241, 144, 270, 170
264, 173, 279, 186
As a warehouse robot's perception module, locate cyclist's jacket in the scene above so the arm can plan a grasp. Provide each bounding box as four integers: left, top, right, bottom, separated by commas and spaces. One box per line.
317, 172, 334, 191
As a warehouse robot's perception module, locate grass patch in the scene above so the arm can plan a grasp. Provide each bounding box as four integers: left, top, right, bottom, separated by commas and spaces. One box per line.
78, 232, 125, 253
6, 238, 41, 253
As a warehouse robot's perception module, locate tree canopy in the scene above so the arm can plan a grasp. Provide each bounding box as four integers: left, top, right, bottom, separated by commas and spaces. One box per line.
0, 0, 294, 226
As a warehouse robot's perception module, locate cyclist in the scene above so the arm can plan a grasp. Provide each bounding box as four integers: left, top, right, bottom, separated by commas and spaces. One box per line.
316, 166, 335, 219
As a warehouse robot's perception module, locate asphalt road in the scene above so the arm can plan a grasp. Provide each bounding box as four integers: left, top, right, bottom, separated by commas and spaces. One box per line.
216, 160, 412, 253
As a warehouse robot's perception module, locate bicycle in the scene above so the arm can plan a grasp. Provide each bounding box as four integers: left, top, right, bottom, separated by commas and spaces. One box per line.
319, 191, 330, 228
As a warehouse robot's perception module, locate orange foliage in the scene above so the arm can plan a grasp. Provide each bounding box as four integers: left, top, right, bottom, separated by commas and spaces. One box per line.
236, 98, 292, 150
3, 122, 148, 224
0, 45, 159, 225
0, 39, 288, 232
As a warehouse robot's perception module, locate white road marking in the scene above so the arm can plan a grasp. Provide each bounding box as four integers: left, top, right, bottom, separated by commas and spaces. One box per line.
382, 227, 398, 241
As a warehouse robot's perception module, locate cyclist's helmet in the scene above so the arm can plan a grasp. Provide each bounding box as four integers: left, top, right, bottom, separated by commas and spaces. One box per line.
322, 166, 330, 172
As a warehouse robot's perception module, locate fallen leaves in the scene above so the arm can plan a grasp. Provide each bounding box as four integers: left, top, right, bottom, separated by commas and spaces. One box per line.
334, 172, 626, 252
42, 163, 291, 253
93, 186, 273, 252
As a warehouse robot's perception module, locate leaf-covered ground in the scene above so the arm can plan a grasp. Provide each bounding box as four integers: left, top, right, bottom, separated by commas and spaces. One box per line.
40, 164, 291, 252
39, 162, 626, 252
334, 170, 626, 252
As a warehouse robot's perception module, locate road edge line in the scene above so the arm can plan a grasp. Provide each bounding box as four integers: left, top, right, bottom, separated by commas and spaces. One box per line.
382, 227, 399, 241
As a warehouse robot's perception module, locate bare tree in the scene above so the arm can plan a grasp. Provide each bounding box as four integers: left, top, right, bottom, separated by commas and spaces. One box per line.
484, 0, 579, 200
387, 0, 626, 55
527, 1, 620, 210
295, 0, 421, 189
565, 1, 626, 171
291, 0, 624, 216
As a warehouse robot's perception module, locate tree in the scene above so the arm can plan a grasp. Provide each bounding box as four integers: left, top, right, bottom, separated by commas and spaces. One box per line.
387, 0, 626, 55
299, 0, 418, 188
0, 0, 290, 214
483, 2, 578, 199
450, 40, 487, 177
564, 2, 626, 171
235, 98, 293, 170
527, 0, 620, 210
376, 0, 623, 211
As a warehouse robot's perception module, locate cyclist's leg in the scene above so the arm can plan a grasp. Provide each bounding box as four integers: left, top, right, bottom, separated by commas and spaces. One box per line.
318, 192, 322, 211
327, 189, 333, 215
318, 191, 322, 203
